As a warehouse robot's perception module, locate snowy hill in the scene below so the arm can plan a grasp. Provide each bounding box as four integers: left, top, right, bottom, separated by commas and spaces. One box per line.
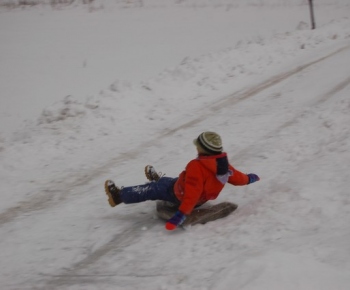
0, 1, 350, 289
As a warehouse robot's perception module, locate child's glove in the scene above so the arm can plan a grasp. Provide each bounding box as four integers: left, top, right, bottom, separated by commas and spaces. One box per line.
165, 210, 186, 230
247, 173, 260, 184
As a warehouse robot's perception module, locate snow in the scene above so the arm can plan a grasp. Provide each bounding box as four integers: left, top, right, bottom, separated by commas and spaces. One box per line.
0, 0, 350, 289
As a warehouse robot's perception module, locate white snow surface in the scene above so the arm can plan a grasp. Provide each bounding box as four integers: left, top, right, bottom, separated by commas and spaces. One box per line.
1, 1, 350, 289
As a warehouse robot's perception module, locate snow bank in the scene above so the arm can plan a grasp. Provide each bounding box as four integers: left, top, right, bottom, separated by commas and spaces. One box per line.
15, 17, 350, 144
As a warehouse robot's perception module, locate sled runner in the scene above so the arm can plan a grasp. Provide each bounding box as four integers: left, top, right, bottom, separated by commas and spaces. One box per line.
156, 201, 238, 226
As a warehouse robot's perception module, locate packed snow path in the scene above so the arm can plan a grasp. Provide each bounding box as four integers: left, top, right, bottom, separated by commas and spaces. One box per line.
1, 42, 350, 289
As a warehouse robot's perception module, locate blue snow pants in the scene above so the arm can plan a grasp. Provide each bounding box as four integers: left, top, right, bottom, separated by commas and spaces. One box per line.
120, 177, 180, 205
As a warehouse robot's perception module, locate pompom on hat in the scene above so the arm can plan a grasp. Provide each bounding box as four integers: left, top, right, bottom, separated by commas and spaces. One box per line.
193, 131, 223, 155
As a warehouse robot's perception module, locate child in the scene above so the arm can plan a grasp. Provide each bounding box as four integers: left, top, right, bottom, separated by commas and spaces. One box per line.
104, 131, 260, 230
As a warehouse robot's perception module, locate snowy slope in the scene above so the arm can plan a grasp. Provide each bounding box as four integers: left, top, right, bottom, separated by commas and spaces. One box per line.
0, 1, 350, 289
1, 0, 350, 138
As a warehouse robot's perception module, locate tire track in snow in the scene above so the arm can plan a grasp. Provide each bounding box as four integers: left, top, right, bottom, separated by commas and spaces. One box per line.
39, 222, 156, 289
231, 74, 350, 164
161, 45, 350, 136
0, 45, 349, 228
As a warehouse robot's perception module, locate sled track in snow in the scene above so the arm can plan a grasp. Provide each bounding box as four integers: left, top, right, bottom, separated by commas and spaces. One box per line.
0, 45, 349, 229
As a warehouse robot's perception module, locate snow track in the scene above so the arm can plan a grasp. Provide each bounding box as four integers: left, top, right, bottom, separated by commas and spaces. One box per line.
41, 224, 157, 289
160, 45, 350, 136
1, 24, 350, 289
2, 44, 349, 289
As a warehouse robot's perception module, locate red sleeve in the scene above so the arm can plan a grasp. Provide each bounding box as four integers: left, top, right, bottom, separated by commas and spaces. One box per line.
178, 161, 203, 215
228, 165, 249, 186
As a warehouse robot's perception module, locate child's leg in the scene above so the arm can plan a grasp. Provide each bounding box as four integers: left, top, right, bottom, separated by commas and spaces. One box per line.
120, 177, 179, 205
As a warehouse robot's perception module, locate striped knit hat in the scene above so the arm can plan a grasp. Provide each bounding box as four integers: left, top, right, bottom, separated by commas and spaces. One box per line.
194, 131, 223, 155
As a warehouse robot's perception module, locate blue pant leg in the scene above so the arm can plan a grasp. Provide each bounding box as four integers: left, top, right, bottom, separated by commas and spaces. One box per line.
120, 177, 178, 204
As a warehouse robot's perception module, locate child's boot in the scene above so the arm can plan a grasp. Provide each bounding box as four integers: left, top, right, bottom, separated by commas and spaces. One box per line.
144, 165, 162, 182
104, 180, 122, 207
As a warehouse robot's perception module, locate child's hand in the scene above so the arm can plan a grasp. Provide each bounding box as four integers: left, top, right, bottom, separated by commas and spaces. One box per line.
165, 210, 186, 230
247, 173, 260, 184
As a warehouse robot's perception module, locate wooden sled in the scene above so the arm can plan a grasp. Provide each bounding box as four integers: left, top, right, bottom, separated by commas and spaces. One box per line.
156, 201, 238, 226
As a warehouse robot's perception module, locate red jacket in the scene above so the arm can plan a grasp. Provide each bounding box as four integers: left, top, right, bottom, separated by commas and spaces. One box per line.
173, 153, 249, 215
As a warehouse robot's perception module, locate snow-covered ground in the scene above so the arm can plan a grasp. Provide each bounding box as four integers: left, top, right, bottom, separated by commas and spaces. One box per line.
0, 1, 350, 289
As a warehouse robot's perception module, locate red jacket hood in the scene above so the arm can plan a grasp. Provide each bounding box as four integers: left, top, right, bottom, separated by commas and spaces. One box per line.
196, 152, 229, 175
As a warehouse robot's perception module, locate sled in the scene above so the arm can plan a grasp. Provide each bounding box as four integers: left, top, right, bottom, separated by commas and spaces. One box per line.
156, 201, 238, 226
